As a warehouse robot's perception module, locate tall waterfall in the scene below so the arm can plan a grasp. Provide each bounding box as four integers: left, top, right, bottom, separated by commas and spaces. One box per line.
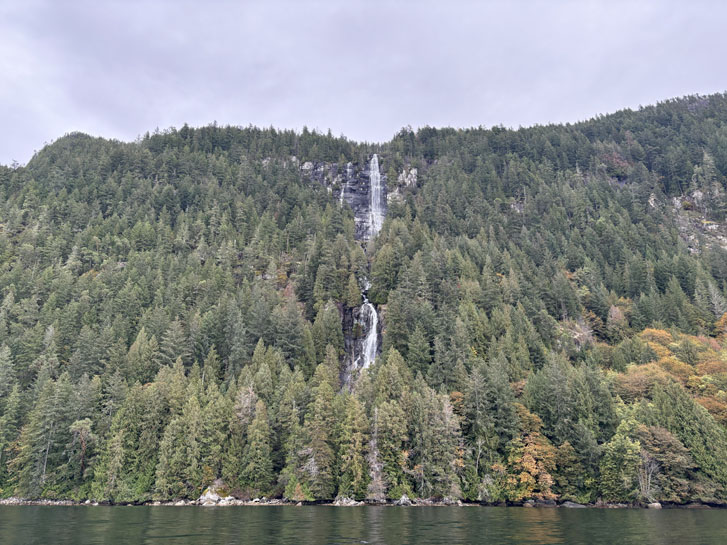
368, 154, 384, 238
341, 154, 386, 384
356, 154, 384, 370
355, 284, 379, 370
340, 162, 352, 207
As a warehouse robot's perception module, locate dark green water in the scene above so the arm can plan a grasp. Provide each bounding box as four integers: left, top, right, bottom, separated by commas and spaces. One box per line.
1, 505, 726, 545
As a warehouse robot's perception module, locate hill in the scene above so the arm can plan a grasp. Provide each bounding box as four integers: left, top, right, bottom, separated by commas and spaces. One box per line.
2, 94, 727, 504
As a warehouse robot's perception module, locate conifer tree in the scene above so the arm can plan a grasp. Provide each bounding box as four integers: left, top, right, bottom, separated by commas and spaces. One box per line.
345, 274, 361, 308
599, 422, 640, 502
241, 400, 274, 495
302, 374, 337, 499
337, 395, 370, 499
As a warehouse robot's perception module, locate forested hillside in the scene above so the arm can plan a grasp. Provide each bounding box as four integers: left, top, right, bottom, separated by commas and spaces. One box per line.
3, 94, 727, 504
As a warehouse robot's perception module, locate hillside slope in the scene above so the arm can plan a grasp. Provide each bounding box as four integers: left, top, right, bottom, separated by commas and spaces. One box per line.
2, 94, 727, 504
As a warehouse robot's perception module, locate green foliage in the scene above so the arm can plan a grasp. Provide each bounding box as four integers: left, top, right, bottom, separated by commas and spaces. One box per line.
336, 395, 370, 500
409, 382, 463, 499
4, 96, 727, 503
599, 421, 641, 502
241, 400, 274, 495
639, 381, 727, 499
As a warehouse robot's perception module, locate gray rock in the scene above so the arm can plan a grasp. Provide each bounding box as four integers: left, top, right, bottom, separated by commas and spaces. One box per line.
198, 488, 221, 505
304, 157, 387, 241
395, 494, 412, 506
333, 496, 364, 506
562, 501, 587, 508
397, 167, 418, 188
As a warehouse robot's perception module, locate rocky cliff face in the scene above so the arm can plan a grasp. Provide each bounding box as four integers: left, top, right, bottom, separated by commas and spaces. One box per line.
297, 156, 388, 240
298, 155, 390, 386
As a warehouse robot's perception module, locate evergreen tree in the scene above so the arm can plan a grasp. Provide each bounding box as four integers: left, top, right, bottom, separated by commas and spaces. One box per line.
337, 395, 369, 499
241, 400, 274, 495
301, 370, 336, 499
599, 421, 640, 502
10, 373, 73, 497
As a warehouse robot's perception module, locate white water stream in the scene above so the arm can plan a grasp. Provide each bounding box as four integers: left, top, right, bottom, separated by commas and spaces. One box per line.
342, 155, 385, 379
355, 155, 384, 370
368, 154, 384, 238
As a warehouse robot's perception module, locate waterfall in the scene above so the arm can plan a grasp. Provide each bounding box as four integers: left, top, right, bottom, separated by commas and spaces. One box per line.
342, 155, 385, 385
368, 154, 384, 238
355, 155, 383, 371
340, 162, 352, 207
354, 284, 379, 371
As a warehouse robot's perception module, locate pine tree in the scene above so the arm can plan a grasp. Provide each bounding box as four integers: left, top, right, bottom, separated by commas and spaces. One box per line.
377, 399, 410, 499
337, 395, 370, 499
301, 372, 336, 499
311, 302, 344, 363
202, 348, 222, 386
464, 358, 518, 467
154, 396, 204, 499
345, 274, 361, 308
126, 328, 161, 384
407, 326, 431, 376
599, 421, 640, 502
159, 320, 191, 367
280, 404, 314, 502
241, 400, 274, 495
0, 344, 15, 401
0, 385, 21, 491
200, 383, 231, 487
65, 418, 96, 489
641, 381, 727, 494
154, 416, 186, 499
223, 383, 257, 488
409, 382, 463, 499
10, 373, 73, 497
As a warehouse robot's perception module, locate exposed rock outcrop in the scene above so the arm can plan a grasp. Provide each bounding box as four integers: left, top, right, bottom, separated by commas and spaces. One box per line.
333, 496, 364, 506
395, 494, 412, 506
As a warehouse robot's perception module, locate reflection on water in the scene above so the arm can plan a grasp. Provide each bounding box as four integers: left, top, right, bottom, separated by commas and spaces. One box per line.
1, 505, 727, 545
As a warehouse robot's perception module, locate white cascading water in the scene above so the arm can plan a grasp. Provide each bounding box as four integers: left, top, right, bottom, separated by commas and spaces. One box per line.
368, 154, 384, 238
356, 282, 378, 370
343, 155, 385, 380
340, 162, 352, 207
356, 155, 384, 370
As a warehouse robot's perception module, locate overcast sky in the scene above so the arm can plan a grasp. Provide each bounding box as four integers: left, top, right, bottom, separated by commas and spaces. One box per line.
1, 0, 726, 165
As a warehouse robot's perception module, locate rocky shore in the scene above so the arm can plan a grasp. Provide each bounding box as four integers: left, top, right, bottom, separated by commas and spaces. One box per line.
0, 493, 724, 509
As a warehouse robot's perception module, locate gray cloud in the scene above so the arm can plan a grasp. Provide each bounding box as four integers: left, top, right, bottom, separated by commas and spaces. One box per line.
1, 0, 726, 165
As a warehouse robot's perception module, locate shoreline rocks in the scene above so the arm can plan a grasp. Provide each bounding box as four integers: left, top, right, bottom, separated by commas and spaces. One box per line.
0, 497, 78, 506
394, 495, 412, 506
0, 496, 724, 509
333, 496, 365, 507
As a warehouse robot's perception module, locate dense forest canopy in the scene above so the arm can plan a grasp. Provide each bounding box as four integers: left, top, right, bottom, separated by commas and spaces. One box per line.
3, 93, 727, 504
